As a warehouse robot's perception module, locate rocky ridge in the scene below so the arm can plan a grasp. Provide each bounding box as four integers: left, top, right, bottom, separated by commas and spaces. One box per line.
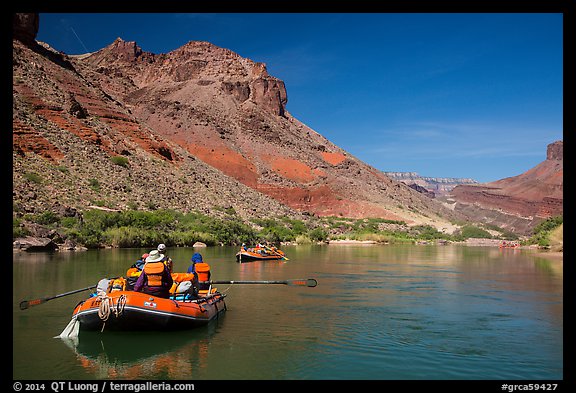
13, 13, 467, 236
446, 141, 563, 235
13, 35, 303, 223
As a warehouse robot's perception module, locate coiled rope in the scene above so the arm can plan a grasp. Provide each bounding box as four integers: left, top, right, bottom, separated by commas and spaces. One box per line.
98, 294, 127, 331
117, 293, 127, 313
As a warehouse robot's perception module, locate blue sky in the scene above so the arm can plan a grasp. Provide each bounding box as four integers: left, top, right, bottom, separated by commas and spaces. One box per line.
36, 13, 563, 183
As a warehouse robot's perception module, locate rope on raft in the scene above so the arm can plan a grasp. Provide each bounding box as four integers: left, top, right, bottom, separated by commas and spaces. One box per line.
97, 293, 127, 331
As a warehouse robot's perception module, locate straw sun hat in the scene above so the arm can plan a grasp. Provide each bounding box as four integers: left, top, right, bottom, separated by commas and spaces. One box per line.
145, 249, 165, 262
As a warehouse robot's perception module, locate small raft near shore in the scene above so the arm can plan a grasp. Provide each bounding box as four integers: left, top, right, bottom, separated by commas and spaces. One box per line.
236, 246, 287, 262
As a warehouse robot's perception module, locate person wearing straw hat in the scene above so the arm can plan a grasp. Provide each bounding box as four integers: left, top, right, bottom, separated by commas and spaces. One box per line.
133, 249, 173, 298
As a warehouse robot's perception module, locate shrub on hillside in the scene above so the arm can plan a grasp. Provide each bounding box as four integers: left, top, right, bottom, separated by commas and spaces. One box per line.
453, 225, 492, 240
111, 156, 129, 167
527, 216, 563, 248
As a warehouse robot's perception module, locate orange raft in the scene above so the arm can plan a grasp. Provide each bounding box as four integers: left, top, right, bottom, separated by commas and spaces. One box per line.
72, 276, 226, 331
236, 246, 287, 262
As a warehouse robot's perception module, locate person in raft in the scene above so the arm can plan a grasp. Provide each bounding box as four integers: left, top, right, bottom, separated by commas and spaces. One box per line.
134, 249, 174, 298
125, 252, 148, 290
187, 252, 211, 291
157, 243, 173, 273
185, 252, 202, 298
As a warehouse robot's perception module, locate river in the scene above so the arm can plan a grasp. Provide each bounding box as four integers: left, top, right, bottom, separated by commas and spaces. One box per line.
13, 244, 563, 381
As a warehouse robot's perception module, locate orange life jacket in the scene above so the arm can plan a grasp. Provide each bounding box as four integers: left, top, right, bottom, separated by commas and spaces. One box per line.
169, 272, 197, 294
126, 267, 142, 278
195, 263, 211, 282
143, 261, 166, 287
111, 277, 126, 292
171, 272, 196, 282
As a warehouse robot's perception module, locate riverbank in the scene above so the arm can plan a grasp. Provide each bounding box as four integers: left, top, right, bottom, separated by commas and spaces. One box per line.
326, 239, 377, 245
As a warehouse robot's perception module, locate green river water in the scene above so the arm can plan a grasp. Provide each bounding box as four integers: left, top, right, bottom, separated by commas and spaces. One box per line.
13, 244, 563, 382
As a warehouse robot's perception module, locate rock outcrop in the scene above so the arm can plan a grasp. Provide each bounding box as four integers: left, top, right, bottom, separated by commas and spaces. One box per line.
13, 13, 39, 45
447, 141, 563, 234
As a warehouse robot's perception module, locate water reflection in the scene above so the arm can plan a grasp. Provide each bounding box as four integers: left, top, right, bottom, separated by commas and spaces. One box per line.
60, 318, 225, 380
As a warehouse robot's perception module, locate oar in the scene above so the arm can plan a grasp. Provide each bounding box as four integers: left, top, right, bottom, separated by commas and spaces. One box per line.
264, 245, 290, 261
203, 278, 317, 287
19, 284, 98, 310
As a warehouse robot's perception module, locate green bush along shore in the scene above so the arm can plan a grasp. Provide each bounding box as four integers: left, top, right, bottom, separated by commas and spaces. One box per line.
13, 208, 562, 250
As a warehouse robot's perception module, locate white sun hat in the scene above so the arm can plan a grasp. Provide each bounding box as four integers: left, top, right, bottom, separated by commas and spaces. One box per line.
146, 249, 165, 263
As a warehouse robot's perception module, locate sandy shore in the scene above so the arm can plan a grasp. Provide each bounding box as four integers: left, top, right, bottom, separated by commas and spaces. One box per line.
327, 239, 377, 245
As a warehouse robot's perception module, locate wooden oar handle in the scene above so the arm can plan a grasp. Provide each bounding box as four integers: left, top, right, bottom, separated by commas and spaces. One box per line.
203, 278, 317, 287
19, 283, 100, 311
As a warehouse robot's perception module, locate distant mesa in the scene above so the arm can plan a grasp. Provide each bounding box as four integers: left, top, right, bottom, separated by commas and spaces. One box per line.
382, 172, 479, 197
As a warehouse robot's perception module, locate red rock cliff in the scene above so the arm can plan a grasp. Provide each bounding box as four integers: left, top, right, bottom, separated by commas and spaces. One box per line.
449, 140, 563, 233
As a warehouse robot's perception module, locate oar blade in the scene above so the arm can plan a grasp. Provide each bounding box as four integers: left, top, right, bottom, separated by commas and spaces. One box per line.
287, 278, 318, 287
19, 298, 46, 310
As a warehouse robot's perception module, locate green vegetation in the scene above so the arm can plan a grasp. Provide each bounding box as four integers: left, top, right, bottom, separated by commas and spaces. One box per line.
14, 207, 557, 249
13, 217, 30, 238
23, 172, 42, 184
524, 216, 563, 249
111, 156, 129, 167
31, 211, 61, 225
548, 224, 563, 252
453, 225, 493, 240
27, 208, 258, 248
88, 178, 100, 192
